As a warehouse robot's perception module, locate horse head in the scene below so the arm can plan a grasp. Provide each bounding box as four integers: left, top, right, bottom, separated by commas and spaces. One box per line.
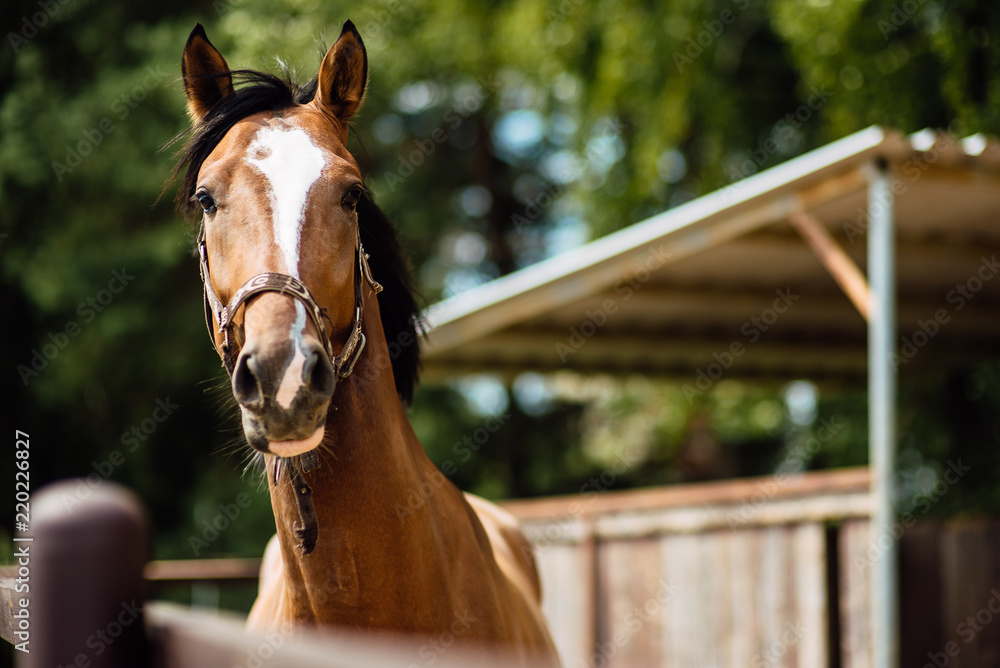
180, 22, 372, 458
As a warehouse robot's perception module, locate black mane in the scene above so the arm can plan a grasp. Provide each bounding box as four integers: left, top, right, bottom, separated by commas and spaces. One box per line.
356, 191, 423, 405
170, 69, 423, 404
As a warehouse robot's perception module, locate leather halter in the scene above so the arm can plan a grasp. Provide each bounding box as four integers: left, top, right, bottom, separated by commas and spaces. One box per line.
197, 222, 382, 378
196, 217, 382, 556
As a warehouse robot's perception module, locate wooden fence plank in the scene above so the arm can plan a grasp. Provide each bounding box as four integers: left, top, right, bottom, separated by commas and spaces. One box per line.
727, 528, 757, 667
792, 522, 829, 668
899, 521, 944, 667
504, 468, 871, 521
838, 518, 873, 668
146, 602, 544, 668
756, 526, 791, 667
145, 557, 261, 584
519, 491, 871, 546
704, 530, 732, 668
940, 519, 1000, 668
661, 532, 703, 666
595, 536, 664, 668
534, 542, 588, 668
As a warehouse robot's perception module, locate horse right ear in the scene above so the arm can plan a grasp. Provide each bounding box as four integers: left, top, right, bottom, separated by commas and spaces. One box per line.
182, 24, 234, 124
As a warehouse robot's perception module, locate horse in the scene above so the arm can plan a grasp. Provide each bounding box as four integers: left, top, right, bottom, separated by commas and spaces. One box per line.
172, 20, 561, 666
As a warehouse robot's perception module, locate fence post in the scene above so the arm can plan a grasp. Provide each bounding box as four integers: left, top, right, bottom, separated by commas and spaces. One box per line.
20, 479, 149, 668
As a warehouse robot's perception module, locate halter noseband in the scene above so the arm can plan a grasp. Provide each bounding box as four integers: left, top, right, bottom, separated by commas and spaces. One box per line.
197, 222, 382, 379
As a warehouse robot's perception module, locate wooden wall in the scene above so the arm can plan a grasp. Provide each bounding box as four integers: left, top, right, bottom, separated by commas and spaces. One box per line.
506, 468, 872, 668
506, 470, 1000, 668
898, 519, 1000, 668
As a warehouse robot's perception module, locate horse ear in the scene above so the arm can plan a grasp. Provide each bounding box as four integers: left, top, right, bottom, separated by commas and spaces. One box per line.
181, 24, 234, 124
312, 20, 367, 140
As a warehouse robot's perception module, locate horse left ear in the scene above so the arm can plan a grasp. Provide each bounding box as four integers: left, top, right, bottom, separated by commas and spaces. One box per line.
313, 20, 367, 141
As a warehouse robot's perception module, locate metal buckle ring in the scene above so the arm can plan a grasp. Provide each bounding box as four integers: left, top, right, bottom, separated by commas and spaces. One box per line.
337, 333, 366, 379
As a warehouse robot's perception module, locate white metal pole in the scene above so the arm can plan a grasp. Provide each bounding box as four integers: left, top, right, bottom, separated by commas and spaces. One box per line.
868, 161, 898, 668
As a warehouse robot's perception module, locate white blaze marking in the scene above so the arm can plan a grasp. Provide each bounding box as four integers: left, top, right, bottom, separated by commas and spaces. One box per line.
246, 122, 326, 409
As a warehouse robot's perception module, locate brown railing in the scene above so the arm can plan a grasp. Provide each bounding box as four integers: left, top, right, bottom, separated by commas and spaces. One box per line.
0, 481, 552, 668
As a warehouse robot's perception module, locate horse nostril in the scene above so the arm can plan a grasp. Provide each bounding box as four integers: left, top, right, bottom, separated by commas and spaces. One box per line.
303, 347, 335, 399
233, 350, 264, 408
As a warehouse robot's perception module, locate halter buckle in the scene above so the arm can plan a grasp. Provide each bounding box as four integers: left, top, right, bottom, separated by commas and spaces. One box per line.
338, 332, 366, 379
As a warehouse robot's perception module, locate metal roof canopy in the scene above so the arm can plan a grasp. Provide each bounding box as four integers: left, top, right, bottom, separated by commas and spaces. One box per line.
421, 126, 1000, 668
422, 126, 1000, 382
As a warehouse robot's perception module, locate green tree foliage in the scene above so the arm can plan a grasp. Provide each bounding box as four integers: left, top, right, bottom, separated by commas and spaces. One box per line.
3, 0, 999, 586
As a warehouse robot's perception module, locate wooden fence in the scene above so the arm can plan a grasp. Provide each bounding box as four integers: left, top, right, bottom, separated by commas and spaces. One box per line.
504, 467, 1000, 668
505, 467, 872, 667
4, 469, 1000, 667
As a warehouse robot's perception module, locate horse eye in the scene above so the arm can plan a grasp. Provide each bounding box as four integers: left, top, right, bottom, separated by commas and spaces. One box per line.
342, 187, 362, 211
197, 191, 217, 214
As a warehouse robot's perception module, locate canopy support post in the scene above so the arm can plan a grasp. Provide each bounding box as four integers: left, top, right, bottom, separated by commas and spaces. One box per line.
868, 161, 898, 668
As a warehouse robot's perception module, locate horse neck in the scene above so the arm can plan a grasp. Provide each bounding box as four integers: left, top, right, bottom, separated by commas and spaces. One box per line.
265, 306, 458, 625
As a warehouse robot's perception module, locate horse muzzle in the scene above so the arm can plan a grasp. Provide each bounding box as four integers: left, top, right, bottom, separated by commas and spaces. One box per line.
232, 336, 335, 456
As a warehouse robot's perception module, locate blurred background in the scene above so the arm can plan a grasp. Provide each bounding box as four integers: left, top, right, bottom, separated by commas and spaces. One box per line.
2, 0, 999, 630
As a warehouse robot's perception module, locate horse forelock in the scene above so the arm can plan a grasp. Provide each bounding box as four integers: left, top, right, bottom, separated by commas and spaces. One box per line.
172, 69, 312, 216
